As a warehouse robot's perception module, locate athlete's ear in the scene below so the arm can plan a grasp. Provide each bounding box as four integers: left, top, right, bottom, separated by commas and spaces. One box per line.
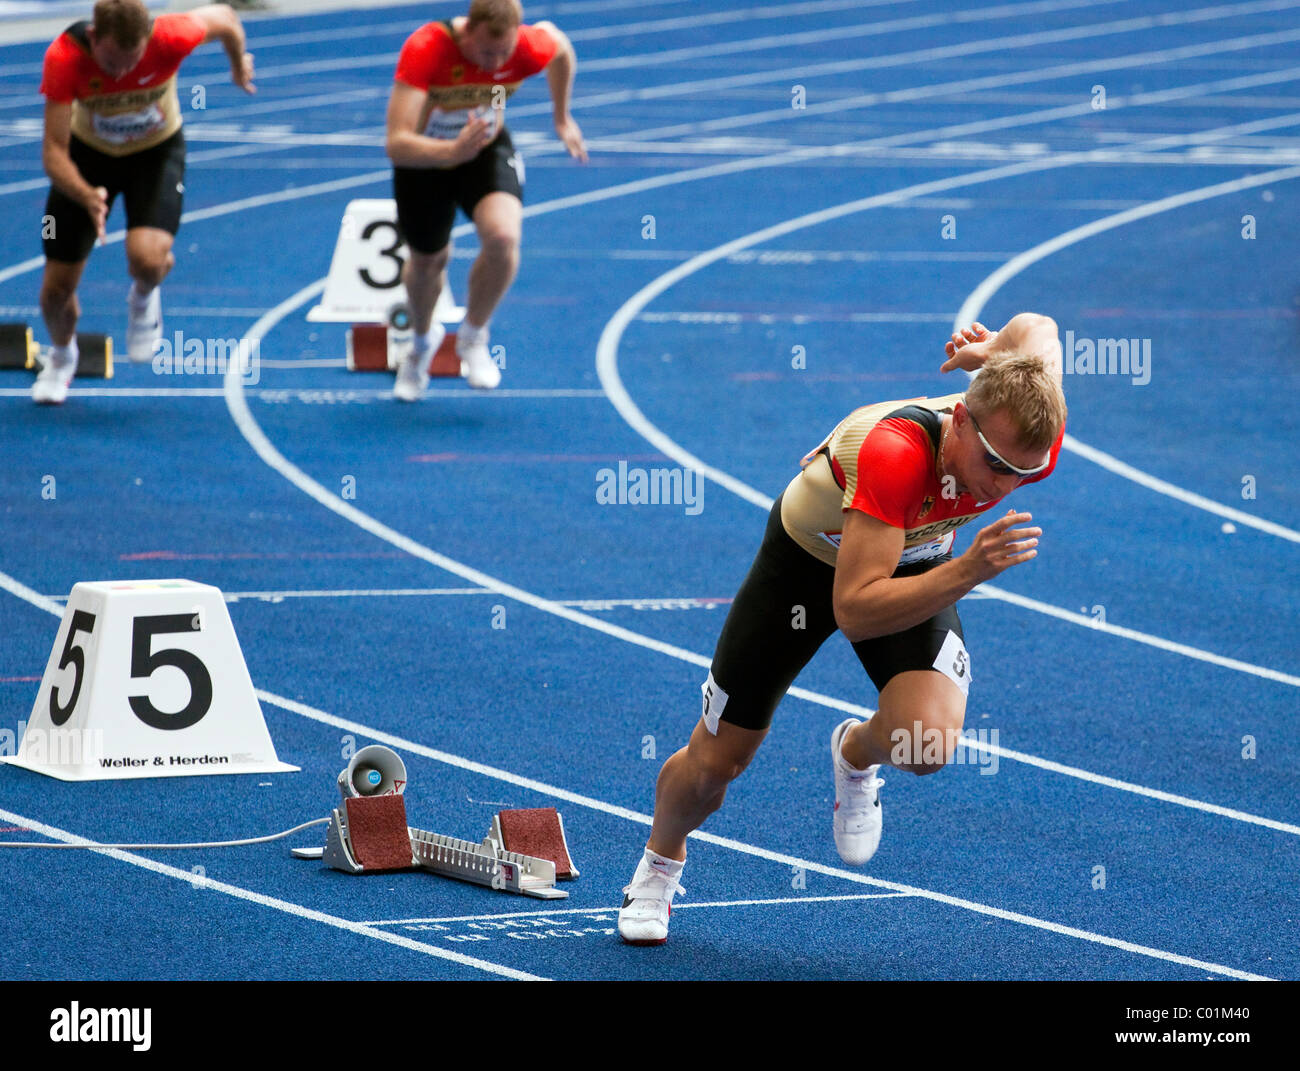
951, 401, 967, 427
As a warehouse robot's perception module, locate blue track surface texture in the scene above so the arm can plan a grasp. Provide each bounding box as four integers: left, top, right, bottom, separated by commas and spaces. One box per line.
0, 0, 1297, 982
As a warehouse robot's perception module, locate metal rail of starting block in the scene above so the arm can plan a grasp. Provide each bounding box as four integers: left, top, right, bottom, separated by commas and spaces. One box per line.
408, 828, 568, 900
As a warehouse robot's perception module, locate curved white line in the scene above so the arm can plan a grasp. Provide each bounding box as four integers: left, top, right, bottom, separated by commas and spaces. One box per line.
200, 184, 1300, 847
953, 170, 1300, 544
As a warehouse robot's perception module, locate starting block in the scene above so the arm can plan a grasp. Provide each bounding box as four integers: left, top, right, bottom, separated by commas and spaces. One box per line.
308, 746, 578, 899
344, 325, 460, 378
0, 322, 114, 378
0, 323, 37, 369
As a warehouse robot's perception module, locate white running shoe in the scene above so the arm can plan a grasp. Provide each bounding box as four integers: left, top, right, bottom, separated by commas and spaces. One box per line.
126, 285, 162, 363
31, 349, 76, 405
457, 330, 500, 390
831, 718, 885, 866
618, 850, 685, 946
393, 323, 444, 403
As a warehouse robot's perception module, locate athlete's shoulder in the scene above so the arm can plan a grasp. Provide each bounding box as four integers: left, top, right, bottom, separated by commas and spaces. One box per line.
402, 20, 455, 56
395, 21, 456, 87
41, 22, 90, 101
515, 22, 559, 69
152, 11, 208, 52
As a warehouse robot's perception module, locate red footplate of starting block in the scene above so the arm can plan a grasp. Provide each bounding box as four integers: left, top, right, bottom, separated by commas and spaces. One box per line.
344, 795, 415, 871
346, 326, 461, 377
428, 333, 459, 377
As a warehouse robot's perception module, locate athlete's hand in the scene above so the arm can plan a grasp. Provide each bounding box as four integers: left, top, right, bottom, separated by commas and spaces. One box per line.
82, 185, 108, 242
959, 509, 1041, 584
449, 113, 495, 165
555, 114, 587, 162
941, 321, 997, 373
232, 52, 256, 94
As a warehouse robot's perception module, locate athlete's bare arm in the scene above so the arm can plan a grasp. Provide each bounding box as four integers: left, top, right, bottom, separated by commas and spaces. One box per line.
536, 21, 586, 161
941, 312, 1062, 383
384, 81, 494, 168
41, 99, 106, 239
191, 4, 255, 93
832, 507, 1040, 642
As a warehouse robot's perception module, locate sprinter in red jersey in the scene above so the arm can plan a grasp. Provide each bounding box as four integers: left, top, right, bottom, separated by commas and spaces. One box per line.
385, 0, 585, 398
34, 0, 254, 404
618, 314, 1068, 945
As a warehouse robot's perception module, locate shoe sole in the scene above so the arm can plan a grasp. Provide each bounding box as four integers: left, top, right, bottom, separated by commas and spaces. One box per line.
620, 936, 667, 946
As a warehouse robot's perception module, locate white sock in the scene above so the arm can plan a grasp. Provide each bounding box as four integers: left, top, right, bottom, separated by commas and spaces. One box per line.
412, 327, 438, 354
458, 318, 489, 346
643, 848, 684, 876
837, 727, 878, 776
129, 280, 156, 308
49, 337, 78, 368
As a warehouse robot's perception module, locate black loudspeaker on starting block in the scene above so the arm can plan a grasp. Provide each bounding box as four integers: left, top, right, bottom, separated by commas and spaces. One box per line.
0, 322, 114, 378
297, 745, 578, 899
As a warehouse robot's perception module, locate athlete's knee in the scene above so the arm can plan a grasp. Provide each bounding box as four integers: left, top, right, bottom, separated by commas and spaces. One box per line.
685, 723, 762, 788
885, 708, 965, 776
127, 249, 171, 285
40, 269, 80, 309
477, 223, 519, 260
408, 246, 450, 273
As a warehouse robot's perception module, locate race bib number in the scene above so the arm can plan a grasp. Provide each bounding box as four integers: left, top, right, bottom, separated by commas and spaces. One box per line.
423, 105, 501, 142
91, 103, 166, 146
899, 531, 955, 565
701, 671, 728, 735
932, 630, 971, 697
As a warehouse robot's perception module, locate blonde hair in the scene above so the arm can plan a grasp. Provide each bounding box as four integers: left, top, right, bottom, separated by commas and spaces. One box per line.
92, 0, 151, 48
467, 0, 523, 35
965, 351, 1067, 453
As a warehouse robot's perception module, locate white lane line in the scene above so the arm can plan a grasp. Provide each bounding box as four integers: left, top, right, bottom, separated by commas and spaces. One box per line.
520, 0, 1300, 115
247, 689, 1271, 981
578, 0, 1121, 72
0, 388, 607, 398
0, 0, 1261, 124
0, 168, 392, 288
199, 124, 1300, 826
17, 572, 1297, 846
979, 587, 1300, 688
361, 893, 916, 926
615, 52, 1300, 146
952, 175, 1300, 545
0, 805, 545, 981
222, 278, 876, 721
1, 93, 1293, 827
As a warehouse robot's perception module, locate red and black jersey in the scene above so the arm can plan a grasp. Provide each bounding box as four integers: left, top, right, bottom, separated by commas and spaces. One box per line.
40, 14, 206, 156
394, 20, 557, 139
781, 391, 1063, 567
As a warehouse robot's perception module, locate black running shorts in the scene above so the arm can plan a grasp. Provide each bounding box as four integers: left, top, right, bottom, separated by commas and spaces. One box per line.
705, 495, 965, 732
392, 127, 524, 255
42, 130, 186, 263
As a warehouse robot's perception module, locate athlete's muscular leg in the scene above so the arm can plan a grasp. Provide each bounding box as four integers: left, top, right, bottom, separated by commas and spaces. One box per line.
40, 258, 87, 347
646, 718, 768, 862
403, 244, 452, 336
124, 226, 175, 289
840, 670, 966, 775
465, 191, 521, 326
